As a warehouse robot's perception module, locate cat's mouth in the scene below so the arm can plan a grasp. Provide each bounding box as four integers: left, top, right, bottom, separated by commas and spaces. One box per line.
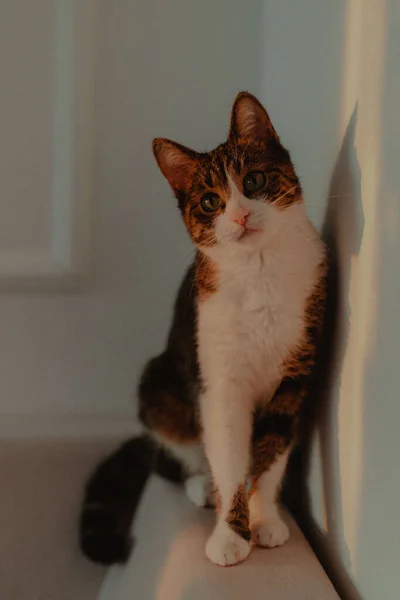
238, 226, 263, 240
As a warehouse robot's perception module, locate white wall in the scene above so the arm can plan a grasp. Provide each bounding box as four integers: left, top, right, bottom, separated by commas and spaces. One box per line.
260, 1, 400, 599
0, 0, 264, 434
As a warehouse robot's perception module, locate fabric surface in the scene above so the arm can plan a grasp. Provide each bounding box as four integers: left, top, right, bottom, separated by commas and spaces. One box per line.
0, 438, 117, 600
99, 476, 340, 600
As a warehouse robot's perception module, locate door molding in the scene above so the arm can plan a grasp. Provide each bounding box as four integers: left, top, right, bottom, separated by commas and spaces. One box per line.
0, 0, 95, 290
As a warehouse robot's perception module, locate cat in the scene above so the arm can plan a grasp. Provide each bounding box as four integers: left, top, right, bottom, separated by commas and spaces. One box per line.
79, 92, 327, 567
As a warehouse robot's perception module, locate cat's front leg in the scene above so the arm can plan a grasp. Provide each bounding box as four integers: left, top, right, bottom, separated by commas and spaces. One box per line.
200, 383, 253, 566
249, 378, 304, 548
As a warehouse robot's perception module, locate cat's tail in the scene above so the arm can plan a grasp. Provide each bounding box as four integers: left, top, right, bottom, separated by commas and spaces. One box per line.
79, 434, 186, 565
79, 435, 153, 564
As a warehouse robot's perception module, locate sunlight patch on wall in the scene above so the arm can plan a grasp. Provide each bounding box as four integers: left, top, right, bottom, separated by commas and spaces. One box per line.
337, 0, 387, 578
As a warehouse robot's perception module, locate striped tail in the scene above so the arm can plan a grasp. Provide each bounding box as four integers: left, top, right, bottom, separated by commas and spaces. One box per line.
79, 434, 186, 564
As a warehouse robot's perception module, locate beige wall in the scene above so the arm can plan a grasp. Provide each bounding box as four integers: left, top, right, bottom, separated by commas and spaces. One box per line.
262, 1, 400, 598
331, 1, 400, 597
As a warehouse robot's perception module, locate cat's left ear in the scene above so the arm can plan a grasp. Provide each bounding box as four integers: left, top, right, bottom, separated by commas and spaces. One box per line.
229, 92, 279, 142
153, 138, 198, 193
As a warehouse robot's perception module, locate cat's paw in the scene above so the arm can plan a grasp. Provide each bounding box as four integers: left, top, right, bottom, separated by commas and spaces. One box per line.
205, 525, 251, 566
251, 515, 290, 548
185, 474, 214, 508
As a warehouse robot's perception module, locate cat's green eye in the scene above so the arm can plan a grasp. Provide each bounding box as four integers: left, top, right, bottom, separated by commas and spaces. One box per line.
243, 171, 266, 193
200, 193, 221, 213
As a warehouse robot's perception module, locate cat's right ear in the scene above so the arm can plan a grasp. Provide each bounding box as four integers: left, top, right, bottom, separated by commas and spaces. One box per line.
229, 92, 279, 143
152, 138, 197, 193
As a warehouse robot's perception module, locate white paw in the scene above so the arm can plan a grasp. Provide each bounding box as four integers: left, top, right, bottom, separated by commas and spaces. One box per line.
185, 474, 213, 508
251, 515, 290, 548
205, 525, 251, 566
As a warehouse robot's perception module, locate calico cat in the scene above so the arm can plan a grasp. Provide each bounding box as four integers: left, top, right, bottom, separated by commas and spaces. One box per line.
79, 92, 327, 567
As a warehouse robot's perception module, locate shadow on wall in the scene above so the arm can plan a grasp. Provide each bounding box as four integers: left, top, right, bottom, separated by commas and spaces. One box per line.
283, 106, 364, 600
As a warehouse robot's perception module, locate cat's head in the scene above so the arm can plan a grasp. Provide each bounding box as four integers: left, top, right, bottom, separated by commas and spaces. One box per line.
153, 92, 303, 256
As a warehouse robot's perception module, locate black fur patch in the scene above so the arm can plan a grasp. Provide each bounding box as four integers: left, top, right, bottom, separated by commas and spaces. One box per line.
79, 436, 154, 564
138, 264, 201, 443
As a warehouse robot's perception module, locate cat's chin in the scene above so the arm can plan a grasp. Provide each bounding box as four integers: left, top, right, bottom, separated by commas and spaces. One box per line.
234, 227, 265, 250
199, 228, 265, 258
239, 227, 263, 240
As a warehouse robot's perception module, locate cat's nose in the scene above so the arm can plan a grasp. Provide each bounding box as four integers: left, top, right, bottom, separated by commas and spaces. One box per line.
233, 208, 250, 227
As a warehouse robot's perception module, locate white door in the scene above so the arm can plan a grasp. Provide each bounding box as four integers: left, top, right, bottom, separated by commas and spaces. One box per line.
0, 0, 262, 437
0, 0, 112, 436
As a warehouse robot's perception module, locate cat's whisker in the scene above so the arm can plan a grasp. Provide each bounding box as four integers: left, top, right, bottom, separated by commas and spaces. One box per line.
191, 252, 210, 297
271, 183, 301, 206
199, 230, 218, 246
290, 217, 316, 221
299, 232, 333, 258
326, 193, 352, 200
155, 246, 195, 286
283, 192, 353, 211
318, 238, 334, 258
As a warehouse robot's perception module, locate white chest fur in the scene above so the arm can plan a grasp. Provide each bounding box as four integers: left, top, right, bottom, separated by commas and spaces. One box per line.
197, 219, 324, 403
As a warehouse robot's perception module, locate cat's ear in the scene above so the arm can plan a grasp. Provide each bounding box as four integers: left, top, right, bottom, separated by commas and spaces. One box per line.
153, 138, 198, 193
229, 92, 279, 142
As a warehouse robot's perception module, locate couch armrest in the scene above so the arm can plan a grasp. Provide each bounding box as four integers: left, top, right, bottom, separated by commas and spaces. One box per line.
98, 476, 339, 600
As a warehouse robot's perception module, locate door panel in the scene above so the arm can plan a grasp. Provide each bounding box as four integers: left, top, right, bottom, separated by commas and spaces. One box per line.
0, 0, 93, 288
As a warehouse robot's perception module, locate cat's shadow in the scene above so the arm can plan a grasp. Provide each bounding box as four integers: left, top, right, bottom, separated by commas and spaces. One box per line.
283, 105, 364, 600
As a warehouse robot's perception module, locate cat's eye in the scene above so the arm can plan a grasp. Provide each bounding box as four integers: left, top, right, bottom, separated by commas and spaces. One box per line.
243, 171, 266, 193
200, 193, 221, 213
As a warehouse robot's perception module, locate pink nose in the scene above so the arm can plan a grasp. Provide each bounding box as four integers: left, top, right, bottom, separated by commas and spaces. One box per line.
233, 209, 250, 227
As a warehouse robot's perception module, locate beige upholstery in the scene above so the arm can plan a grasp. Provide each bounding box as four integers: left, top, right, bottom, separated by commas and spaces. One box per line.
0, 439, 113, 600
0, 439, 339, 600
99, 477, 339, 600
